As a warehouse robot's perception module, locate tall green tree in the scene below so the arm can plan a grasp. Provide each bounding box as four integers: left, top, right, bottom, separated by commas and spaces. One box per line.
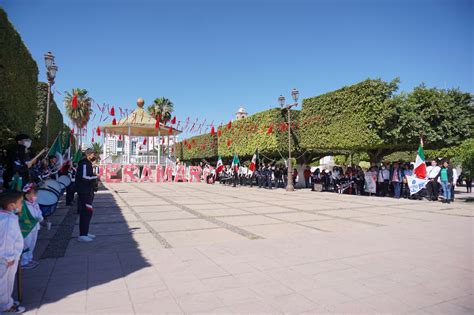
388, 85, 473, 147
64, 88, 93, 129
300, 79, 473, 164
64, 88, 92, 149
147, 97, 174, 123
91, 142, 103, 160
0, 9, 39, 147
34, 82, 64, 150
299, 78, 400, 163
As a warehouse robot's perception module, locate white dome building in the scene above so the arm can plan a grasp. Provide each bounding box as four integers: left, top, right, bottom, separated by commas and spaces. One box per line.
236, 106, 248, 120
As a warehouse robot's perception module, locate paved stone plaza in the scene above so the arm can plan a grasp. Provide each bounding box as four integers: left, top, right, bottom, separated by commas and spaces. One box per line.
22, 183, 473, 314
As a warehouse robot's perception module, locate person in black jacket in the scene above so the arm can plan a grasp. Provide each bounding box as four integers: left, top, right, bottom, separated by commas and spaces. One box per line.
75, 149, 98, 242
2, 134, 32, 190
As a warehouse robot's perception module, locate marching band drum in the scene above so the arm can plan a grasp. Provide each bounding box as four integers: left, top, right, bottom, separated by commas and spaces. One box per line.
38, 174, 72, 217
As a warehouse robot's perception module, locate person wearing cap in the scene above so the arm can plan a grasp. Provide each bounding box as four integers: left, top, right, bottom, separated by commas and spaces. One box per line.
75, 149, 98, 242
2, 134, 32, 190
426, 160, 441, 201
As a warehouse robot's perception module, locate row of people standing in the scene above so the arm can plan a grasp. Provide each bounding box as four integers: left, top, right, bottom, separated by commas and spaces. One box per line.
219, 164, 295, 189
310, 160, 463, 202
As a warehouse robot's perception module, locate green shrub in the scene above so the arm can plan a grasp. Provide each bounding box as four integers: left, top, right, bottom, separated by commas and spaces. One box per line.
299, 78, 399, 152
0, 8, 39, 147
34, 82, 64, 150
217, 108, 300, 159
177, 133, 217, 162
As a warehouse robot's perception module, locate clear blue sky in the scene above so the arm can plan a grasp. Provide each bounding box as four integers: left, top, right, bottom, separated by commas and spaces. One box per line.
2, 0, 473, 142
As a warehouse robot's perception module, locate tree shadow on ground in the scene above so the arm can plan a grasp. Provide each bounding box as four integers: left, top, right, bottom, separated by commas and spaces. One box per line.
18, 184, 153, 313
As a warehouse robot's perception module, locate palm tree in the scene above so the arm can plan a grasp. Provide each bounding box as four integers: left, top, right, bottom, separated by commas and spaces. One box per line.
91, 142, 103, 160
147, 97, 174, 123
64, 88, 93, 148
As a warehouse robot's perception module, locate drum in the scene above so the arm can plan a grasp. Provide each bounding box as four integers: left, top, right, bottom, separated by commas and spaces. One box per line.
41, 179, 62, 195
37, 188, 59, 217
58, 175, 72, 188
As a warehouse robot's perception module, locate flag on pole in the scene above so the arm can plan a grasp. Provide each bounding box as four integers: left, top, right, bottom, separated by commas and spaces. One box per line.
216, 156, 224, 173
19, 201, 39, 238
231, 154, 240, 169
414, 138, 426, 179
48, 135, 63, 167
62, 132, 71, 160
249, 151, 257, 172
72, 149, 83, 164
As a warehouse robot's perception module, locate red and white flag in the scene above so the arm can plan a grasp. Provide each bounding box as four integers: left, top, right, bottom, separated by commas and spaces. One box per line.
249, 151, 257, 172
216, 156, 224, 173
414, 138, 426, 179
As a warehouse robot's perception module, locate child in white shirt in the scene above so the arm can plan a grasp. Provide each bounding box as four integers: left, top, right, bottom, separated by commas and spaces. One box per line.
21, 184, 44, 270
0, 191, 26, 313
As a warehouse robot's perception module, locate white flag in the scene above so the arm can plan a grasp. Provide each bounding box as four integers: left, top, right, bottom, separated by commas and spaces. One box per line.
406, 175, 428, 195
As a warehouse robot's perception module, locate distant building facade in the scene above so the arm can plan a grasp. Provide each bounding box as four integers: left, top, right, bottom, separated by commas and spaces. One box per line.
236, 107, 248, 120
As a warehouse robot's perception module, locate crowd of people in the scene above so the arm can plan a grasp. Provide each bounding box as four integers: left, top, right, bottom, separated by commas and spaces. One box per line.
0, 134, 99, 313
0, 134, 472, 313
213, 159, 472, 203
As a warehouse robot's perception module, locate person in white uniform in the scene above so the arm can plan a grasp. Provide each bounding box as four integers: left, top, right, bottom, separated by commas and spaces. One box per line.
0, 191, 26, 313
21, 184, 43, 270
426, 160, 441, 201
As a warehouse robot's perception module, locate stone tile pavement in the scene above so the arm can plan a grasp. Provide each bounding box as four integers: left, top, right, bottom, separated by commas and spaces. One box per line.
19, 183, 473, 314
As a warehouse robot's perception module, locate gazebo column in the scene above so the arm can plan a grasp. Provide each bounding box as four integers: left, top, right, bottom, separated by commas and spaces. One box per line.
167, 134, 170, 158
173, 135, 177, 160
146, 136, 149, 164
102, 131, 107, 163
127, 126, 131, 164
157, 129, 161, 165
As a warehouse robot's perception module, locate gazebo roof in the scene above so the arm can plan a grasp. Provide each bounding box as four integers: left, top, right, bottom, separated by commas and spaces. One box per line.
100, 99, 181, 137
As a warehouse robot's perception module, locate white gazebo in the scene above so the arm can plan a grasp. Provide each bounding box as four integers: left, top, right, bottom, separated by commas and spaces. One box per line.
99, 98, 181, 165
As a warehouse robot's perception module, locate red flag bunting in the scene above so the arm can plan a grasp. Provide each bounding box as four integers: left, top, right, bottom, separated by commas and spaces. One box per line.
119, 135, 122, 141
112, 118, 117, 125
155, 119, 159, 129
171, 116, 176, 124
143, 138, 147, 145
168, 126, 173, 135
110, 106, 115, 116
210, 126, 215, 136
227, 121, 232, 130
227, 139, 231, 147
72, 94, 78, 109
91, 137, 95, 143
218, 129, 222, 137
267, 125, 273, 134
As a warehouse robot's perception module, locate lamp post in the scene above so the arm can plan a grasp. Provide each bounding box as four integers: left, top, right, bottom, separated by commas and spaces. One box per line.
44, 51, 58, 147
279, 88, 299, 191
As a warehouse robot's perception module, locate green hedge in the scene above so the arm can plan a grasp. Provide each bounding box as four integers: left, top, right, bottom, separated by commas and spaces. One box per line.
33, 82, 64, 150
299, 78, 399, 152
217, 108, 300, 159
0, 8, 39, 147
177, 133, 218, 162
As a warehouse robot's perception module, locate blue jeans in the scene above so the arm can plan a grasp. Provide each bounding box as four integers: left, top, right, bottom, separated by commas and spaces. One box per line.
392, 182, 401, 198
441, 181, 452, 200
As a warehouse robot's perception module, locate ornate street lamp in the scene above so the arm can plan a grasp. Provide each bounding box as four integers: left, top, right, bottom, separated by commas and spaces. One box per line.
279, 88, 299, 191
44, 51, 58, 147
